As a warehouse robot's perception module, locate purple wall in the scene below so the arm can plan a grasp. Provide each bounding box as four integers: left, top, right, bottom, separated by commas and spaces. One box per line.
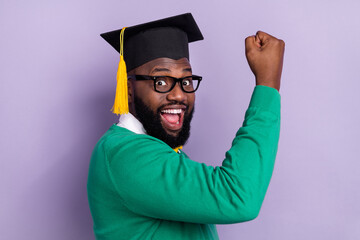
1, 1, 360, 239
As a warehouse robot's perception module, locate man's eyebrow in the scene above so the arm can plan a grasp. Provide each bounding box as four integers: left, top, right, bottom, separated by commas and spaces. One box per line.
151, 68, 171, 73
151, 67, 192, 74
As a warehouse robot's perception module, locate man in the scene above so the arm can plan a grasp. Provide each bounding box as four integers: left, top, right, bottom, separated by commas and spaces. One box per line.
88, 13, 284, 240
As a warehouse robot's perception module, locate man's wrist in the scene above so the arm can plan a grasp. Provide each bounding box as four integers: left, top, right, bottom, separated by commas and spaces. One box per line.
255, 76, 281, 92
256, 83, 280, 92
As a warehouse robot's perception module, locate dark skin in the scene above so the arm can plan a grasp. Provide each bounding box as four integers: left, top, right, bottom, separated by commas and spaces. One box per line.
127, 57, 195, 137
245, 31, 285, 91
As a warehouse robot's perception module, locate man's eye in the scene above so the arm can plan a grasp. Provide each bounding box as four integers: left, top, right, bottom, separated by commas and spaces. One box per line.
155, 80, 167, 86
183, 79, 191, 86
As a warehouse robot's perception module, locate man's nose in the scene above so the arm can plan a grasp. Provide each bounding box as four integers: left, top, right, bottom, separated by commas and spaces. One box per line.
166, 82, 187, 102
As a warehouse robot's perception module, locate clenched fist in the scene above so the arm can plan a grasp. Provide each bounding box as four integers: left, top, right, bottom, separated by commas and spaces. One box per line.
245, 31, 285, 91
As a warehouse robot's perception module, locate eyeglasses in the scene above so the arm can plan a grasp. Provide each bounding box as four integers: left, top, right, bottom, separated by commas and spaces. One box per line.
129, 75, 202, 93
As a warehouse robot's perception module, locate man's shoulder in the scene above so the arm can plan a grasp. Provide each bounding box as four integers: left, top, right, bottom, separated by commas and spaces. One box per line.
101, 124, 162, 142
96, 124, 170, 157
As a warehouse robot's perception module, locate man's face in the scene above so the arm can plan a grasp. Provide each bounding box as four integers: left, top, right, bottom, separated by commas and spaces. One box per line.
128, 57, 195, 148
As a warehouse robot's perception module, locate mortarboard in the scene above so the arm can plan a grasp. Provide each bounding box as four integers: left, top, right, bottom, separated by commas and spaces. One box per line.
100, 13, 204, 115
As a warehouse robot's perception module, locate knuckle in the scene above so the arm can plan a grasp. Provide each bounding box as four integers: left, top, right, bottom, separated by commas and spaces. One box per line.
273, 38, 284, 45
276, 40, 285, 48
245, 35, 254, 42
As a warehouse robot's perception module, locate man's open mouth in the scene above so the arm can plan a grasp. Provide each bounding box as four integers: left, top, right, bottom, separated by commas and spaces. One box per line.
160, 107, 186, 132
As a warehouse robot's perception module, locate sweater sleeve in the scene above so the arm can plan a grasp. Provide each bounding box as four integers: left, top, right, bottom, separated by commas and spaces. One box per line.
105, 85, 281, 224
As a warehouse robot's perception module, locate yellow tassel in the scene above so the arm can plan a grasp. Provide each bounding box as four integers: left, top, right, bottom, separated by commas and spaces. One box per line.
111, 27, 129, 115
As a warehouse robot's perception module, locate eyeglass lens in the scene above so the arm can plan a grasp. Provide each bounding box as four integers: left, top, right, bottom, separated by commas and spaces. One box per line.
155, 77, 199, 93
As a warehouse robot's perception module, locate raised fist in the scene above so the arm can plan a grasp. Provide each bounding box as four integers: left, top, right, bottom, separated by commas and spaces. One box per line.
245, 31, 285, 91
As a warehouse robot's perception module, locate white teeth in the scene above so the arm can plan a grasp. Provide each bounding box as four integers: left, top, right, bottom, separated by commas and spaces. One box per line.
161, 109, 182, 114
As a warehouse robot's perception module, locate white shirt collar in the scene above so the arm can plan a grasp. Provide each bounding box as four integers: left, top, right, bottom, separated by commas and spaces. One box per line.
117, 113, 147, 135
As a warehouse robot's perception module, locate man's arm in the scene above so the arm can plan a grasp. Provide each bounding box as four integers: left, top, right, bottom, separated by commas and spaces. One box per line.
103, 31, 284, 224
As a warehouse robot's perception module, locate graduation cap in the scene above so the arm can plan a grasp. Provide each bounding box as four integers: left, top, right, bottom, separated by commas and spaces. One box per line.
100, 13, 204, 115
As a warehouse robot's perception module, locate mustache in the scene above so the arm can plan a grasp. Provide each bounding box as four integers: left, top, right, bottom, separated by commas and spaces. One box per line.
157, 101, 188, 113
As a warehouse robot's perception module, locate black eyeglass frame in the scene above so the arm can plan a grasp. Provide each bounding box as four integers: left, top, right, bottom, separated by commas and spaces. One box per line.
128, 75, 203, 93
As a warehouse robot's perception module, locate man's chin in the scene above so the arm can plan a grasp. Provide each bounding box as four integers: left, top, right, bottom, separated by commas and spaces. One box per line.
163, 127, 182, 137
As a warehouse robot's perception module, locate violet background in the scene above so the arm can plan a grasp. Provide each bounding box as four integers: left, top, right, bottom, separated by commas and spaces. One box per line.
1, 0, 360, 239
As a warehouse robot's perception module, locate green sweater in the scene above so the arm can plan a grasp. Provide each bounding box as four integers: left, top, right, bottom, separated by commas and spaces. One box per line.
87, 85, 281, 240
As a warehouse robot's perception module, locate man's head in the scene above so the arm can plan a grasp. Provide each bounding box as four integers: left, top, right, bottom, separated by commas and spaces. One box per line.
127, 57, 195, 148
101, 13, 204, 148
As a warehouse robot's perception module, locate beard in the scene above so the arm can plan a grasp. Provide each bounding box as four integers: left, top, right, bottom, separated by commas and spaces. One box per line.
134, 96, 194, 148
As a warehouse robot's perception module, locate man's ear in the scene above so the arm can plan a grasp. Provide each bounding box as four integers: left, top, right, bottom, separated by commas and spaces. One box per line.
127, 79, 133, 104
